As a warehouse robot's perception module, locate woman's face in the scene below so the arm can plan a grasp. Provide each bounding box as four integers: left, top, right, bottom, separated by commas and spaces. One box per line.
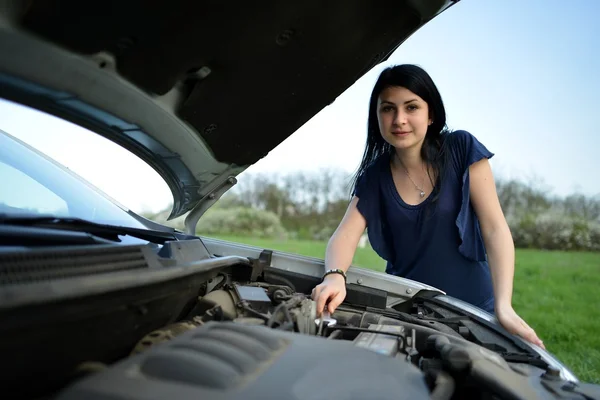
377, 86, 431, 152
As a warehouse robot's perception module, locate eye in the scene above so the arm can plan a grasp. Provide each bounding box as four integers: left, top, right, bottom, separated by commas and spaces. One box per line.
406, 104, 419, 111
380, 105, 395, 113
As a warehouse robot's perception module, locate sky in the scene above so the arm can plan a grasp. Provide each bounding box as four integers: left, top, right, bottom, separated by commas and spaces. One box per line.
1, 0, 599, 214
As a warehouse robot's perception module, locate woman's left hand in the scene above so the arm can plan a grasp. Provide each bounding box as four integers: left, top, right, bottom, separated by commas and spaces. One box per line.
496, 304, 545, 349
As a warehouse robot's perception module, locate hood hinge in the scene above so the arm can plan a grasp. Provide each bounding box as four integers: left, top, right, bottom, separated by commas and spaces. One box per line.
184, 176, 237, 235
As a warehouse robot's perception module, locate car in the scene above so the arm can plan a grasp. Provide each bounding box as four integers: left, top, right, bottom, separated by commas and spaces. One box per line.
1, 1, 598, 399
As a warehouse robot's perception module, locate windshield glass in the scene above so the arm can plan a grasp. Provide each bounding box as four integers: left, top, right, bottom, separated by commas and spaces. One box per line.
0, 129, 148, 229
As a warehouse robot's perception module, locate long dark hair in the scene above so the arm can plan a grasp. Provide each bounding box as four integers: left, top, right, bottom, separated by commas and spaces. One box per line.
351, 64, 450, 201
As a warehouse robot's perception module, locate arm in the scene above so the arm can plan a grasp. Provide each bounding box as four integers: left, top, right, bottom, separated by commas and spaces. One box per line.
468, 158, 514, 309
312, 196, 366, 314
325, 196, 367, 274
469, 158, 544, 348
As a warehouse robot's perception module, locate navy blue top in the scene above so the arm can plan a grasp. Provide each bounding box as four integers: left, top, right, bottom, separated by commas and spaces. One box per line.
353, 130, 495, 312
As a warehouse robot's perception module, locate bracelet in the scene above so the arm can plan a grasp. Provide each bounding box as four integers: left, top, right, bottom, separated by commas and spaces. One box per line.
323, 268, 347, 283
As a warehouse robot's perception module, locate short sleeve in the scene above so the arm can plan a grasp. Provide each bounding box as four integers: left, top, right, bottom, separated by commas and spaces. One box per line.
352, 157, 394, 263
353, 171, 374, 223
447, 130, 494, 262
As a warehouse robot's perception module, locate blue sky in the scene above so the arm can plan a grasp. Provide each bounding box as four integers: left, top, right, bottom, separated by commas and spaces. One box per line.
1, 0, 599, 213
251, 0, 600, 194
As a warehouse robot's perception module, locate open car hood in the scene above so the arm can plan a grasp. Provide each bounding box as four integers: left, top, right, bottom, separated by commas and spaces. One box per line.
0, 0, 458, 221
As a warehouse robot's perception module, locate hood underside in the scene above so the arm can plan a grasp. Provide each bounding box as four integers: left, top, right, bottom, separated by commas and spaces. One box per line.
0, 0, 457, 219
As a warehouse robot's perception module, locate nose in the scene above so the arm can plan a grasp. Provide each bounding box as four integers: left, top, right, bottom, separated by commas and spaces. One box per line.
394, 109, 407, 125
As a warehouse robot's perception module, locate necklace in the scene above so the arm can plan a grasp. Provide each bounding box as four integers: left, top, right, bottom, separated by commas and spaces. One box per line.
396, 156, 426, 198
406, 172, 426, 198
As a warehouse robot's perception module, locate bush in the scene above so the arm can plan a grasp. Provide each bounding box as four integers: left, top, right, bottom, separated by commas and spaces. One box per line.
508, 211, 600, 251
196, 207, 287, 239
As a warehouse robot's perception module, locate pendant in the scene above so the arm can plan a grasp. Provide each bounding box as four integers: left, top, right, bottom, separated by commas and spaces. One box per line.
420, 191, 425, 197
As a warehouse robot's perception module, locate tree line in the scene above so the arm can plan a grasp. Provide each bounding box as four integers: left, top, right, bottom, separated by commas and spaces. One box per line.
146, 168, 600, 251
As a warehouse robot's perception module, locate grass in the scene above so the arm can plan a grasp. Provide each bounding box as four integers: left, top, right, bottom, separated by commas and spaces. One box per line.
208, 234, 600, 383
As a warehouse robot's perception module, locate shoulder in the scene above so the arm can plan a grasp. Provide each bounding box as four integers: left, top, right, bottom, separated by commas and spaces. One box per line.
352, 153, 389, 203
443, 129, 479, 150
442, 129, 494, 168
356, 153, 389, 186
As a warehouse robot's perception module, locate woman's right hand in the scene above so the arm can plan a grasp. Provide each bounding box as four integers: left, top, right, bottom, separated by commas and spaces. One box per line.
311, 273, 347, 315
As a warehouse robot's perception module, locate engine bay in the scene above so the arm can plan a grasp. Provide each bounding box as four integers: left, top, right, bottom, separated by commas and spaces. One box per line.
97, 279, 585, 400
0, 242, 596, 400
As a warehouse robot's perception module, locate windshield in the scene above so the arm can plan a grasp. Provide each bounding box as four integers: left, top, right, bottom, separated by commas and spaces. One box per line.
0, 129, 148, 229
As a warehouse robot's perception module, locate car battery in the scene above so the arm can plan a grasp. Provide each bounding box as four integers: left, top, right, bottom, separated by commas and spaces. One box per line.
353, 324, 406, 357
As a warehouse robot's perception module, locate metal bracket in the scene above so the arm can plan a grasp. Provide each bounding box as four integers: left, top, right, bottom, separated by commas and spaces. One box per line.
250, 249, 273, 281
184, 176, 237, 235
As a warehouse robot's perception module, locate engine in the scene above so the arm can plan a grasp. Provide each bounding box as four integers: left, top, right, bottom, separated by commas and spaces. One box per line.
52, 278, 592, 400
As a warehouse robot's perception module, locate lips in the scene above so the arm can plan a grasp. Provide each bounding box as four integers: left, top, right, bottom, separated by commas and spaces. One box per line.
392, 130, 410, 135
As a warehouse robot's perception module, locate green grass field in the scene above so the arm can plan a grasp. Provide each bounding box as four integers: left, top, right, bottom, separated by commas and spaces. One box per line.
209, 234, 600, 383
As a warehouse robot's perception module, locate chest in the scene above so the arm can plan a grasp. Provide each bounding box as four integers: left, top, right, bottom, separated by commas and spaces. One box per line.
383, 165, 461, 227
389, 166, 435, 206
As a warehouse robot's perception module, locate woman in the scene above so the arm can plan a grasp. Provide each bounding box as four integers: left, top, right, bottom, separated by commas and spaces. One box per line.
311, 64, 544, 348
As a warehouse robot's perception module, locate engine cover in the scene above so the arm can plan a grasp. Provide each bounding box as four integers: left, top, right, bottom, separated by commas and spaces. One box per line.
55, 321, 431, 400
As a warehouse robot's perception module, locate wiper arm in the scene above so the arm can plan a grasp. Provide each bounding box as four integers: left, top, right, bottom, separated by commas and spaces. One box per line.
500, 352, 547, 369
0, 225, 117, 246
0, 215, 180, 244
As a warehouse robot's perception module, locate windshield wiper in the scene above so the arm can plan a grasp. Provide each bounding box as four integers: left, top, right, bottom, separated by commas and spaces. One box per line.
0, 224, 117, 246
499, 352, 548, 369
0, 215, 183, 244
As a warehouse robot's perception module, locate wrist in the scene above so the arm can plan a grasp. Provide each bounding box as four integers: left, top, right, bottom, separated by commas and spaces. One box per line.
323, 268, 347, 284
494, 299, 512, 313
323, 273, 345, 284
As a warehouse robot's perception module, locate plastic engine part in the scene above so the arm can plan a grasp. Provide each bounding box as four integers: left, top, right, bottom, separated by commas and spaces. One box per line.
54, 321, 431, 400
